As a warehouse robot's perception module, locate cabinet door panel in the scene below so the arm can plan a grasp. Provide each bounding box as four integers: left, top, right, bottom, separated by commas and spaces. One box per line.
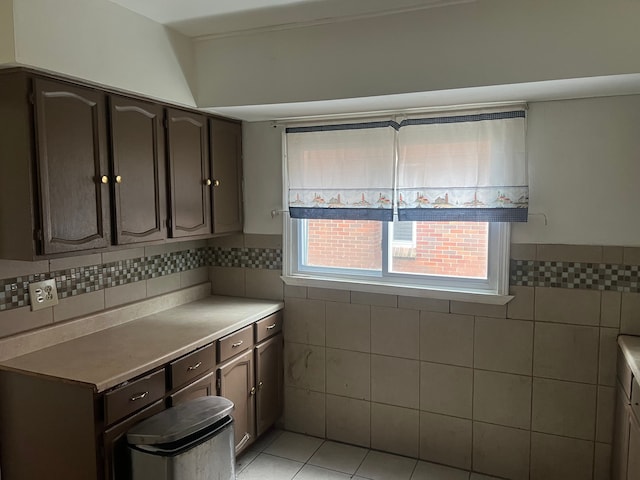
210, 118, 243, 233
613, 385, 631, 480
109, 95, 166, 244
166, 108, 211, 237
255, 333, 283, 436
218, 349, 255, 454
34, 78, 110, 254
169, 371, 215, 407
629, 409, 640, 480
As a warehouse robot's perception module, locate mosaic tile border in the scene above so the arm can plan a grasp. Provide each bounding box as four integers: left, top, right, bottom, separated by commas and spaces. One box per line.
0, 246, 283, 312
510, 260, 640, 292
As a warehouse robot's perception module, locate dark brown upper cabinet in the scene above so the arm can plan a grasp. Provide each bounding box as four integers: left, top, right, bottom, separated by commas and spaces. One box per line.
109, 95, 166, 244
33, 78, 111, 255
210, 118, 243, 234
166, 108, 212, 238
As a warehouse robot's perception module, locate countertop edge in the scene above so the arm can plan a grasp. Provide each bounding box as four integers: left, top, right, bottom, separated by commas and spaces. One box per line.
618, 335, 640, 381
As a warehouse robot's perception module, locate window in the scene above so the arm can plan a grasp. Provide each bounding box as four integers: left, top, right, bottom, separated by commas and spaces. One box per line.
286, 217, 509, 297
283, 107, 525, 301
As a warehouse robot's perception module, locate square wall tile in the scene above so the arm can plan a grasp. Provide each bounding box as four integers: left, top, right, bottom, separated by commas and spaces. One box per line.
180, 266, 209, 288
602, 246, 624, 264
371, 355, 419, 409
535, 287, 600, 326
600, 291, 621, 328
536, 244, 602, 263
594, 443, 612, 480
210, 266, 245, 297
474, 317, 533, 375
50, 253, 102, 271
530, 432, 593, 480
397, 296, 449, 313
0, 305, 53, 338
371, 403, 419, 458
0, 258, 49, 278
599, 327, 619, 386
101, 247, 144, 264
284, 298, 325, 346
510, 243, 536, 261
326, 348, 370, 400
104, 281, 147, 308
419, 411, 472, 470
245, 268, 284, 300
284, 285, 307, 299
533, 322, 599, 383
284, 386, 325, 438
308, 440, 368, 475
244, 234, 282, 249
472, 422, 530, 480
420, 312, 474, 367
147, 272, 181, 297
209, 234, 244, 248
531, 377, 596, 441
473, 370, 531, 429
326, 302, 370, 352
620, 292, 640, 335
308, 287, 350, 303
450, 301, 506, 319
371, 306, 419, 359
351, 291, 397, 308
53, 290, 105, 322
623, 246, 640, 265
284, 342, 325, 392
326, 395, 371, 448
507, 286, 534, 320
596, 385, 615, 444
420, 362, 472, 419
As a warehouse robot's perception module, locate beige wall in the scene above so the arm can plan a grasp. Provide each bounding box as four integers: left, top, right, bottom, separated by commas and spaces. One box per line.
242, 94, 640, 246
0, 0, 15, 64
194, 0, 640, 107
11, 0, 196, 106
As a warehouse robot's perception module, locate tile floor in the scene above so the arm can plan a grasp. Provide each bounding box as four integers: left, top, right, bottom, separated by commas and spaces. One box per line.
236, 429, 503, 480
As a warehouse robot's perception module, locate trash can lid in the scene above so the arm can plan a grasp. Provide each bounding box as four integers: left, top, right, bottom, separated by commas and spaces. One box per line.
127, 396, 234, 446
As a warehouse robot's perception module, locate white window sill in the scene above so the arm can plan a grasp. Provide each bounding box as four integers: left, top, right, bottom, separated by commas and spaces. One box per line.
281, 274, 513, 305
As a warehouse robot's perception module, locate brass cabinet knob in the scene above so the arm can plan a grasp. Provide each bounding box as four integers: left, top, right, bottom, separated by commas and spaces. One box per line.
258, 381, 263, 389
213, 179, 221, 187
115, 175, 122, 184
250, 386, 256, 396
205, 179, 212, 186
100, 175, 109, 184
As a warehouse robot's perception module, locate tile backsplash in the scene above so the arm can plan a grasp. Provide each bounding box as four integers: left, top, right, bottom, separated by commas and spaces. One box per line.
0, 244, 282, 312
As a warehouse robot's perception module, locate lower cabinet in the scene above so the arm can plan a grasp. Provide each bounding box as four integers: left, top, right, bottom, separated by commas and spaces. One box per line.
169, 371, 215, 407
218, 349, 256, 454
256, 334, 284, 437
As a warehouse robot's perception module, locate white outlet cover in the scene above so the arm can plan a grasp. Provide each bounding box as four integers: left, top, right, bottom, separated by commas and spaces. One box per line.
28, 279, 59, 311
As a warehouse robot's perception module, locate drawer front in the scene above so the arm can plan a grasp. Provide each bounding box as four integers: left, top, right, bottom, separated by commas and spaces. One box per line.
618, 347, 633, 400
169, 343, 216, 389
255, 311, 283, 344
218, 325, 254, 363
104, 369, 165, 426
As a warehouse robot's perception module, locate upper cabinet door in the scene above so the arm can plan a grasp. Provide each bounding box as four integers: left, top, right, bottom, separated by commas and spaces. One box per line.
109, 95, 166, 244
33, 79, 111, 254
210, 118, 243, 234
166, 108, 211, 238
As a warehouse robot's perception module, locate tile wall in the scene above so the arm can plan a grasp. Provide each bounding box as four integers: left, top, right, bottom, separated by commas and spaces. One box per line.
281, 243, 640, 480
0, 235, 283, 338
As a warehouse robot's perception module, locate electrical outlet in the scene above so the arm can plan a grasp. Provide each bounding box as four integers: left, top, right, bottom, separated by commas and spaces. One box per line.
28, 279, 59, 311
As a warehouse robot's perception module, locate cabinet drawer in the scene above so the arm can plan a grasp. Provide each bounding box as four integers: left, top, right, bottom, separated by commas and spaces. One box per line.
255, 311, 283, 344
618, 347, 634, 400
169, 343, 216, 389
218, 325, 254, 363
104, 369, 165, 426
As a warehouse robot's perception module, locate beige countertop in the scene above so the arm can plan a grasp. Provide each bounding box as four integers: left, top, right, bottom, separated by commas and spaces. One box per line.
0, 295, 283, 392
619, 335, 640, 380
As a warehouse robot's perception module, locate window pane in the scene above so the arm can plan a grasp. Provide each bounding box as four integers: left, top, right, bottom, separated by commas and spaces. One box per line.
389, 221, 488, 278
303, 219, 382, 271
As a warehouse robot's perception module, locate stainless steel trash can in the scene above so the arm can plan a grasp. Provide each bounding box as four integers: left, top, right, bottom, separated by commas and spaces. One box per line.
127, 396, 235, 480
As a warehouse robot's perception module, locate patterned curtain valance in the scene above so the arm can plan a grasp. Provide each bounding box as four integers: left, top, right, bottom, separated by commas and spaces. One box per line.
285, 107, 528, 223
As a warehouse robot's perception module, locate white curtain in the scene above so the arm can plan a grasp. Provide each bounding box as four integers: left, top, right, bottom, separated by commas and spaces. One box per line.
286, 122, 396, 221
285, 107, 527, 222
396, 108, 528, 222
